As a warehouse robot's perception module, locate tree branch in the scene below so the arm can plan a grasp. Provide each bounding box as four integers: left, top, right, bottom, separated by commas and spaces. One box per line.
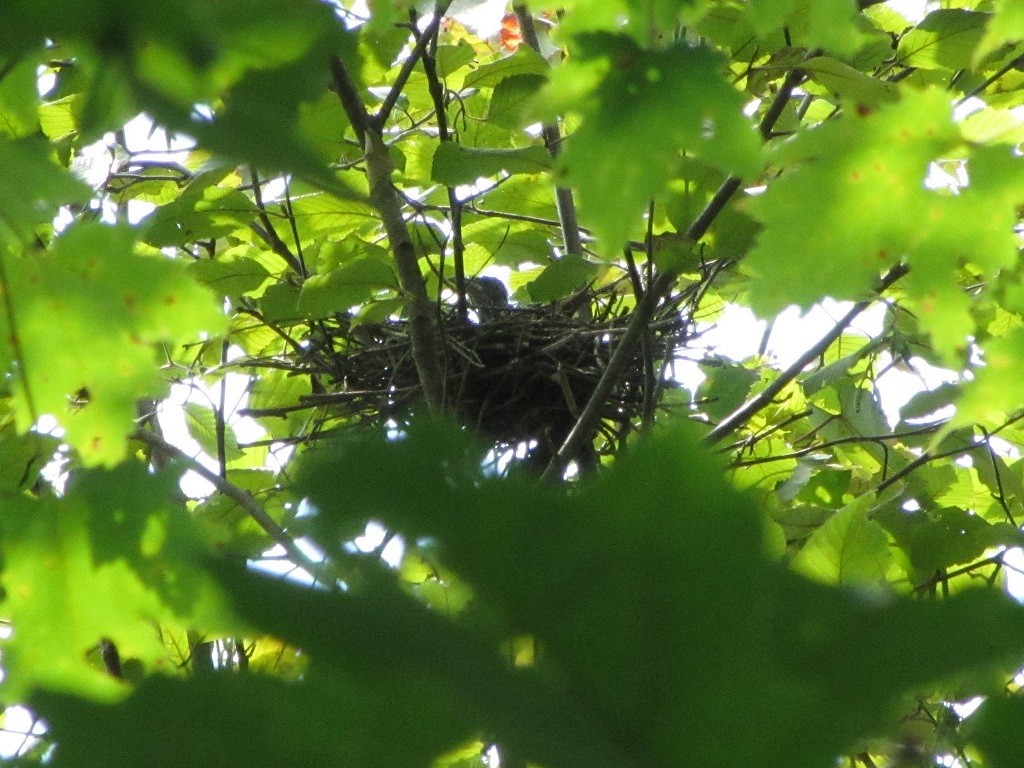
131, 429, 337, 585
703, 264, 908, 447
329, 54, 446, 412
513, 5, 584, 257
374, 3, 453, 131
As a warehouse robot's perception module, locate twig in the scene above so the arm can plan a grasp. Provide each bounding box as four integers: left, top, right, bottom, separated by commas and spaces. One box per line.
415, 15, 470, 321
703, 264, 908, 447
131, 429, 337, 585
957, 52, 1024, 105
513, 5, 584, 257
249, 168, 303, 276
728, 422, 945, 467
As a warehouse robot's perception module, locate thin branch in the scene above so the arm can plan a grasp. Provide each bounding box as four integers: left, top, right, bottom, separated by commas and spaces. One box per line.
249, 168, 304, 276
704, 263, 908, 447
875, 434, 979, 494
329, 55, 369, 145
131, 429, 337, 585
373, 2, 453, 131
957, 51, 1024, 105
912, 553, 1005, 594
416, 17, 470, 320
729, 422, 945, 468
513, 5, 584, 257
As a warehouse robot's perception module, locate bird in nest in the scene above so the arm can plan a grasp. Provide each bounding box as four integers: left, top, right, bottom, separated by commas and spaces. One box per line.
464, 276, 510, 323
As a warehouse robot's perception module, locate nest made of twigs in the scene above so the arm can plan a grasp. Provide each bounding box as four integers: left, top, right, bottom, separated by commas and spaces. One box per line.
291, 293, 693, 455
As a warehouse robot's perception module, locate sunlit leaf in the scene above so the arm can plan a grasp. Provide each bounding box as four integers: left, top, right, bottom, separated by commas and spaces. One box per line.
4, 223, 225, 465
897, 10, 988, 70
0, 464, 219, 699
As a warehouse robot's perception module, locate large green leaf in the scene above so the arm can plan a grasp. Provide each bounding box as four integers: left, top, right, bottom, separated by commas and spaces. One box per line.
897, 9, 988, 70
792, 494, 896, 585
4, 222, 225, 465
33, 669, 475, 768
975, 0, 1024, 63
432, 143, 553, 186
745, 89, 1024, 361
0, 464, 220, 699
0, 137, 90, 243
272, 422, 1024, 768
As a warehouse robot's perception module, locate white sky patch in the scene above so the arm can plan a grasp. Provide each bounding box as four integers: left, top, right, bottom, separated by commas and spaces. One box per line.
0, 705, 45, 760
886, 0, 930, 22
157, 348, 267, 498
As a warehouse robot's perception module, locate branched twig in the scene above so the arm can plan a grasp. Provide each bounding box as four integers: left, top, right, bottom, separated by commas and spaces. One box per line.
249, 168, 304, 276
374, 3, 453, 130
131, 429, 337, 585
704, 263, 909, 447
728, 422, 945, 467
416, 16, 470, 320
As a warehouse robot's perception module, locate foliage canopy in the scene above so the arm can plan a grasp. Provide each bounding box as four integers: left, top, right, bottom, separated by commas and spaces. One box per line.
4, 1, 1024, 767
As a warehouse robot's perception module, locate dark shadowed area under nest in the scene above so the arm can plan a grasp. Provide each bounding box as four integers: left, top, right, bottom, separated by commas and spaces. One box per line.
252, 289, 696, 470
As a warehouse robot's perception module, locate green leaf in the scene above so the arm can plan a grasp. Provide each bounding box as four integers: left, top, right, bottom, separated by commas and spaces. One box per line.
283, 421, 1024, 768
877, 505, 1024, 576
287, 182, 375, 242
746, 90, 1024, 361
39, 95, 78, 141
976, 0, 1024, 63
135, 50, 364, 201
526, 255, 599, 302
487, 74, 547, 130
0, 464, 217, 699
463, 46, 550, 90
0, 136, 90, 242
792, 495, 895, 585
431, 143, 552, 186
4, 222, 226, 465
745, 0, 798, 34
957, 328, 1024, 425
967, 696, 1024, 768
697, 360, 759, 422
546, 36, 761, 254
0, 56, 41, 139
802, 56, 899, 106
297, 258, 397, 318
33, 669, 475, 768
802, 0, 864, 58
897, 10, 989, 70
142, 178, 257, 247
189, 249, 271, 298
183, 402, 243, 462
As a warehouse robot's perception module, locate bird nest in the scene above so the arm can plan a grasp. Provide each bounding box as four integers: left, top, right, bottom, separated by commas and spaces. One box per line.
278, 291, 694, 460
